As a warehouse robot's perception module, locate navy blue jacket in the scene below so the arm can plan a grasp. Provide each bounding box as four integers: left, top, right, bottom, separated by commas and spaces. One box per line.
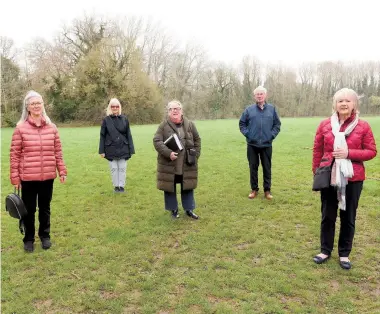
239, 103, 281, 147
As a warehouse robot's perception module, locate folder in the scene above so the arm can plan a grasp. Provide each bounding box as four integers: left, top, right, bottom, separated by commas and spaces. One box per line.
164, 133, 183, 152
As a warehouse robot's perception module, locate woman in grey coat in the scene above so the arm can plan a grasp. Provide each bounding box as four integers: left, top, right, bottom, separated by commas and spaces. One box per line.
153, 100, 201, 219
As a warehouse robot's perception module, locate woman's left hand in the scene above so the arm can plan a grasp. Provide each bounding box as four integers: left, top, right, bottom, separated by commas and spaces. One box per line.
332, 148, 348, 159
60, 176, 67, 183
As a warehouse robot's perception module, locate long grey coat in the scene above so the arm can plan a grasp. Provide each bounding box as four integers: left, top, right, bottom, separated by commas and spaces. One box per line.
153, 117, 201, 192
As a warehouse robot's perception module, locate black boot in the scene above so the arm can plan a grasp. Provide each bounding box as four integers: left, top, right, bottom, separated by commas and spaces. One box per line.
171, 209, 179, 218
186, 211, 199, 219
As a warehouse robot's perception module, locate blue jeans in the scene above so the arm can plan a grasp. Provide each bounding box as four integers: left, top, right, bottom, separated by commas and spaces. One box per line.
164, 175, 195, 212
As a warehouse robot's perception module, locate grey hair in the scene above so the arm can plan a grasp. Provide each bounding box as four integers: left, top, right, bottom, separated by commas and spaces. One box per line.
106, 98, 122, 116
253, 86, 267, 95
167, 99, 183, 111
17, 90, 51, 125
332, 88, 359, 113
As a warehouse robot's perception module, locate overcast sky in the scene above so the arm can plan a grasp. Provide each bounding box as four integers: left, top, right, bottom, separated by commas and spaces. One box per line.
1, 0, 379, 66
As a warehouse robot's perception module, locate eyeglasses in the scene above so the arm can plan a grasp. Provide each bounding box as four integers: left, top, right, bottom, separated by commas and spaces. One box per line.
169, 107, 182, 111
29, 102, 43, 107
111, 106, 120, 109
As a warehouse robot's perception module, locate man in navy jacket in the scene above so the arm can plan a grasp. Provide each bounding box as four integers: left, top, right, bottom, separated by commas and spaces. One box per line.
239, 86, 281, 200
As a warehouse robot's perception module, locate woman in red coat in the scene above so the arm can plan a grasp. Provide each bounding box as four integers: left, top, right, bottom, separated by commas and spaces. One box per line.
10, 91, 67, 252
312, 88, 377, 269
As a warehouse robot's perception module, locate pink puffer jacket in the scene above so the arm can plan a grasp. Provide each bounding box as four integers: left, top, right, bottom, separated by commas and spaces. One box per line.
313, 113, 377, 181
10, 116, 67, 185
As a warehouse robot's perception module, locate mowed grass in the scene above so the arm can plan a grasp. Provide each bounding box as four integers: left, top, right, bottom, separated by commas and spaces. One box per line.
1, 117, 379, 314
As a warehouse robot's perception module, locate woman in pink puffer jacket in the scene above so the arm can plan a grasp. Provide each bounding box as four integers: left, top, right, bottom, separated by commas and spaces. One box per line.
10, 91, 67, 253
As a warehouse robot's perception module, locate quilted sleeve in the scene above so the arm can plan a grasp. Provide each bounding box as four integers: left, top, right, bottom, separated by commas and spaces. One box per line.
54, 125, 67, 177
348, 121, 377, 161
10, 127, 22, 185
312, 121, 324, 174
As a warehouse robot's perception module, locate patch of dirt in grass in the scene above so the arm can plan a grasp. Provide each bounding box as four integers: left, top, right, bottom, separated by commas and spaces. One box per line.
168, 284, 186, 302
221, 256, 236, 262
280, 295, 305, 306
122, 305, 141, 313
129, 290, 142, 302
34, 299, 53, 310
236, 242, 250, 250
153, 250, 163, 261
188, 305, 204, 313
252, 254, 262, 265
1, 245, 15, 252
358, 284, 380, 298
100, 290, 120, 299
330, 280, 340, 291
157, 310, 173, 314
207, 295, 240, 309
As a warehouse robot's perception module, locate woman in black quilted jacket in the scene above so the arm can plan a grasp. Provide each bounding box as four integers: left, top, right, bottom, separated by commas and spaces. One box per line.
99, 98, 135, 193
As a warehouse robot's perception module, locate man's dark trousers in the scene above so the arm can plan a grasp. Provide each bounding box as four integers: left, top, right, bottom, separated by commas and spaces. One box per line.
247, 145, 272, 192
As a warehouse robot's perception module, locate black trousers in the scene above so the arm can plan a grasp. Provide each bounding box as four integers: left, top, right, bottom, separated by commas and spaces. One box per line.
164, 175, 195, 212
247, 145, 272, 192
320, 181, 363, 257
21, 179, 54, 243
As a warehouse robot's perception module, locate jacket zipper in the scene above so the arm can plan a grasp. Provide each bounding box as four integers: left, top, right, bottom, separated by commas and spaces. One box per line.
39, 128, 43, 180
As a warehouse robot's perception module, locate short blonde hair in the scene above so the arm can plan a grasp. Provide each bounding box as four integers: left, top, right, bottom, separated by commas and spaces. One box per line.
332, 88, 359, 113
167, 99, 183, 111
106, 98, 122, 116
253, 86, 267, 95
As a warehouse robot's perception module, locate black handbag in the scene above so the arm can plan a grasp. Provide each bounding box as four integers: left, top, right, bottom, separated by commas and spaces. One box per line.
312, 166, 332, 191
5, 188, 28, 234
186, 148, 197, 166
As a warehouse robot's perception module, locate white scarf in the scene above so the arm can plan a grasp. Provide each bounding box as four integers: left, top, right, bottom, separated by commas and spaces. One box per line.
330, 112, 359, 210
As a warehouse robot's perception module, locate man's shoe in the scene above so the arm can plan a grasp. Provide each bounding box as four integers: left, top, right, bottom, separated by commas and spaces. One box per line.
264, 191, 273, 200
24, 241, 34, 253
339, 259, 351, 270
41, 238, 52, 250
119, 187, 125, 193
171, 209, 179, 219
186, 211, 199, 219
313, 254, 330, 264
248, 190, 258, 199
114, 187, 120, 193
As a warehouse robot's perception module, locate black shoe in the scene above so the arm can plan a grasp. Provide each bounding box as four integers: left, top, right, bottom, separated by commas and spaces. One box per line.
24, 241, 34, 253
339, 260, 351, 270
119, 187, 125, 193
186, 211, 199, 219
313, 254, 330, 264
114, 187, 120, 192
41, 238, 52, 250
171, 209, 179, 218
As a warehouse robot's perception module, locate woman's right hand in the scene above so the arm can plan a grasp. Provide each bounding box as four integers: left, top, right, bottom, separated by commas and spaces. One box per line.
170, 152, 178, 161
100, 154, 105, 158
13, 183, 21, 189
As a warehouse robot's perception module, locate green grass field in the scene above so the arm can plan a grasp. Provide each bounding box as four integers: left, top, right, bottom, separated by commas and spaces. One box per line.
1, 117, 379, 314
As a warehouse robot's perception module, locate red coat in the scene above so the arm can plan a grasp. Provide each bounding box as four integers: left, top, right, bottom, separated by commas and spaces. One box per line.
10, 116, 67, 185
312, 114, 377, 181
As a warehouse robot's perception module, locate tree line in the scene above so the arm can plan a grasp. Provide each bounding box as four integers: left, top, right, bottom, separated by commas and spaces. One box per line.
1, 14, 380, 127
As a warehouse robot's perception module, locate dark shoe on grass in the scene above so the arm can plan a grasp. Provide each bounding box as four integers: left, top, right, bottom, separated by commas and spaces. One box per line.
119, 187, 125, 193
313, 254, 330, 264
171, 209, 179, 219
339, 259, 351, 270
114, 187, 120, 193
41, 238, 52, 250
24, 241, 34, 253
186, 211, 199, 220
